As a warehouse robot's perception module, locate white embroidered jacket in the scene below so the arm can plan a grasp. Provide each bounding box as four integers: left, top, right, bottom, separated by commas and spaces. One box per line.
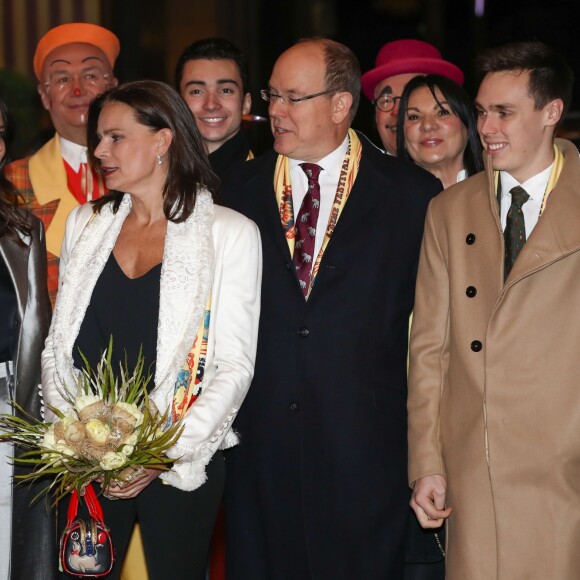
41, 191, 262, 491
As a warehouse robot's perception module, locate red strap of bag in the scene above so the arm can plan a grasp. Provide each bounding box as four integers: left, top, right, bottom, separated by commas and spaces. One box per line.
66, 483, 106, 528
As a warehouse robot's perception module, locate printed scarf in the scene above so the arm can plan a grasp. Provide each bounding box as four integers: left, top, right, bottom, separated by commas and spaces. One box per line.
274, 128, 362, 297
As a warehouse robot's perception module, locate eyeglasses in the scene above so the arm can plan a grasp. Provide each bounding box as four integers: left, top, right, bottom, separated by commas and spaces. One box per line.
260, 88, 335, 106
372, 94, 402, 113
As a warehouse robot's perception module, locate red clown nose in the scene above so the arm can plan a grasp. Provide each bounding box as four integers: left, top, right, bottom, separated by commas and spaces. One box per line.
74, 88, 81, 96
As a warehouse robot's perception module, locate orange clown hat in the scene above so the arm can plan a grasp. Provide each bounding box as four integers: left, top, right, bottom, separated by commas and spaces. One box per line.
33, 22, 120, 80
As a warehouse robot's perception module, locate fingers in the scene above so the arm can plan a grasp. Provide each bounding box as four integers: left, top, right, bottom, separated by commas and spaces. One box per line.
410, 494, 450, 528
102, 480, 147, 500
411, 495, 452, 528
100, 468, 161, 500
410, 474, 452, 529
432, 488, 448, 511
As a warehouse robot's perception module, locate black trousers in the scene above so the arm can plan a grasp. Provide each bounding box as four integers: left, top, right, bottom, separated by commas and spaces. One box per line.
58, 451, 224, 580
405, 561, 446, 580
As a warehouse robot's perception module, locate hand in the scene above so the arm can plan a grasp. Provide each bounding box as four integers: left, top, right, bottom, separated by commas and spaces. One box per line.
410, 474, 452, 529
101, 468, 162, 500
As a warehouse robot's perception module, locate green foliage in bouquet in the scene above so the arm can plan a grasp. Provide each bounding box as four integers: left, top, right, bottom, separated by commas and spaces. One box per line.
0, 339, 183, 504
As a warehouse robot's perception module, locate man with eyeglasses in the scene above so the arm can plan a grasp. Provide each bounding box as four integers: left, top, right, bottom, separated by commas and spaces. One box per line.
362, 39, 463, 156
6, 23, 119, 304
223, 38, 441, 579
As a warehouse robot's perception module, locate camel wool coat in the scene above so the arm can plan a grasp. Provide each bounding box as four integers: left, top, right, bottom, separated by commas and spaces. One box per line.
408, 138, 580, 580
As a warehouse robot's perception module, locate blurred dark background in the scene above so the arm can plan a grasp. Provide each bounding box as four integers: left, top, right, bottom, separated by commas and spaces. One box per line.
1, 0, 579, 157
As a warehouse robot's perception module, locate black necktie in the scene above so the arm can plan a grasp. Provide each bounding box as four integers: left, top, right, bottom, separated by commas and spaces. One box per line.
504, 185, 530, 280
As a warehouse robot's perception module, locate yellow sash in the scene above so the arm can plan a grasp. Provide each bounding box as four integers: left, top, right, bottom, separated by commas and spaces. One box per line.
274, 129, 362, 297
29, 137, 78, 258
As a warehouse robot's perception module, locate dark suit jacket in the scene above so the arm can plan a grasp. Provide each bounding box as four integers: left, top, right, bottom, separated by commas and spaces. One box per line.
209, 129, 252, 183
0, 214, 54, 580
223, 133, 441, 579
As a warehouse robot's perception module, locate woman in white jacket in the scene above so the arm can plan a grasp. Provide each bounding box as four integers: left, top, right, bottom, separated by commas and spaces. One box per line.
41, 80, 262, 580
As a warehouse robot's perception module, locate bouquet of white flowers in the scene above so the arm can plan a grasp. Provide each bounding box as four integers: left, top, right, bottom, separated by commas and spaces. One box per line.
0, 341, 183, 504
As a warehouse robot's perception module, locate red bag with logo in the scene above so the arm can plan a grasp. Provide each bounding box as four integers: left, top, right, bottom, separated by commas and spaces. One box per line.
59, 483, 114, 577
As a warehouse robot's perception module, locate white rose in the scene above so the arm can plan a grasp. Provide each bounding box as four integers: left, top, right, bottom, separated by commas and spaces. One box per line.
120, 444, 134, 457
41, 426, 75, 462
55, 442, 76, 458
41, 426, 57, 450
85, 419, 111, 444
61, 409, 79, 428
99, 451, 127, 471
122, 431, 139, 447
114, 402, 144, 427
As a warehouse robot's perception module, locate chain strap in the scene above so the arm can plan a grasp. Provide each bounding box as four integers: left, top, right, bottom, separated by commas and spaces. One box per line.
434, 531, 446, 557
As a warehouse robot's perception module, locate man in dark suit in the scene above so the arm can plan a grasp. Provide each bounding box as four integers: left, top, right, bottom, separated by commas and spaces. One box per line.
223, 38, 441, 579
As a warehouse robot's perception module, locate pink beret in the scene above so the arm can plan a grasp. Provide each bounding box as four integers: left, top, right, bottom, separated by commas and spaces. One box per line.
362, 39, 464, 100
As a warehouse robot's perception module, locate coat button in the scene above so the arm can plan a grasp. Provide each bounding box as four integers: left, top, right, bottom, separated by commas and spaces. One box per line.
298, 327, 310, 337
466, 286, 477, 298
466, 233, 476, 245
290, 402, 299, 412
470, 340, 482, 352
285, 261, 293, 270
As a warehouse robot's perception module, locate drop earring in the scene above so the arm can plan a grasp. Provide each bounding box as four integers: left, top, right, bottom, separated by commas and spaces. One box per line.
156, 154, 163, 165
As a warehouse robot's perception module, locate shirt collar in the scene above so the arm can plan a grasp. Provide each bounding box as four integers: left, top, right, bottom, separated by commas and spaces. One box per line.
59, 135, 88, 171
289, 135, 350, 180
500, 163, 554, 202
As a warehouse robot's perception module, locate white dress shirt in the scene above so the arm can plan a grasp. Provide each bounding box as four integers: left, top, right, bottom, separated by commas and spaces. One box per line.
500, 163, 554, 237
290, 136, 349, 262
59, 135, 88, 171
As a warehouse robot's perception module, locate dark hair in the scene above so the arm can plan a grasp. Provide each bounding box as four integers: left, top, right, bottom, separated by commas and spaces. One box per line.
88, 80, 219, 222
476, 41, 574, 125
396, 74, 484, 177
174, 37, 249, 95
312, 38, 361, 122
0, 99, 31, 238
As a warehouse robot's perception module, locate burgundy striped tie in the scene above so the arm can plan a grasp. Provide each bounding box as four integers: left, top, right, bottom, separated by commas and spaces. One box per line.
294, 163, 321, 296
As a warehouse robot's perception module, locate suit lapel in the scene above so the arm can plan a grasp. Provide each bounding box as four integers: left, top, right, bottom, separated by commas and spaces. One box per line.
505, 139, 580, 285
321, 144, 384, 250
29, 136, 79, 258
248, 154, 294, 263
0, 232, 30, 321
249, 147, 386, 264
248, 142, 388, 303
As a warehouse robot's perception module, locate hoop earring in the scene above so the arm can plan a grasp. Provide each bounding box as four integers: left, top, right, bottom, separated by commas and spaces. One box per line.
156, 154, 163, 165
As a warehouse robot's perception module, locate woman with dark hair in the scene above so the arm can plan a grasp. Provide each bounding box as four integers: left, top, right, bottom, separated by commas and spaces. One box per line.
42, 80, 262, 579
397, 74, 483, 188
0, 99, 54, 579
